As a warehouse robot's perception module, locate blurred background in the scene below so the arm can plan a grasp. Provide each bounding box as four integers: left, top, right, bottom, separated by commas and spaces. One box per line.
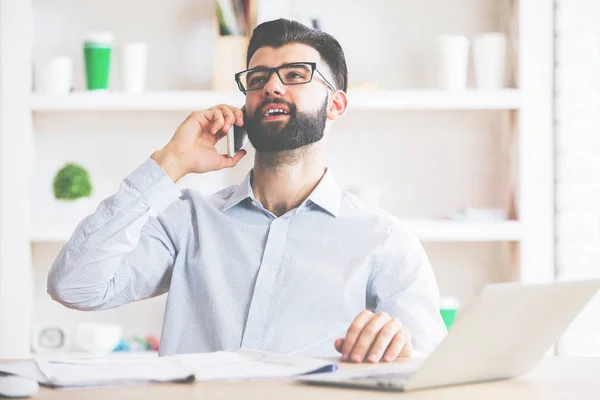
0, 0, 598, 359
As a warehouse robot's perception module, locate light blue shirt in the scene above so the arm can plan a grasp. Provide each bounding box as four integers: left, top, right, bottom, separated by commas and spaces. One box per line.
47, 158, 447, 357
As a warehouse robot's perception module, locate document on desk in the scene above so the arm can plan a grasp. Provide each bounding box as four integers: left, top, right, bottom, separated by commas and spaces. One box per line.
0, 350, 337, 388
174, 349, 337, 381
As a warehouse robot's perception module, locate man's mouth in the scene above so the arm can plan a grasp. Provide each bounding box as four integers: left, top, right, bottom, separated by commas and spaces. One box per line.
262, 108, 290, 121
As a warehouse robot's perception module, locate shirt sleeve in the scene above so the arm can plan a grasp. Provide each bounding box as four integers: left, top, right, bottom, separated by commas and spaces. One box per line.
368, 221, 448, 353
47, 158, 183, 311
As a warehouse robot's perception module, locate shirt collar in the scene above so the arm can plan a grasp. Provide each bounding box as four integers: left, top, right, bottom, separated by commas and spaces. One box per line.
222, 170, 255, 212
306, 168, 342, 217
222, 168, 342, 217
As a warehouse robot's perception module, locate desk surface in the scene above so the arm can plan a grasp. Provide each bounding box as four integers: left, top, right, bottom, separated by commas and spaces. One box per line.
3, 356, 600, 399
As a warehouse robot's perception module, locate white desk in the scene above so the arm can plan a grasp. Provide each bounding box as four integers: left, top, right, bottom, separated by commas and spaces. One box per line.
4, 356, 600, 399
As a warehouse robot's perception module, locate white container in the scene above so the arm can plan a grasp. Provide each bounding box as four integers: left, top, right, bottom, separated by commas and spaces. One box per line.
36, 56, 73, 94
74, 323, 122, 355
121, 42, 148, 93
472, 33, 507, 90
437, 36, 469, 91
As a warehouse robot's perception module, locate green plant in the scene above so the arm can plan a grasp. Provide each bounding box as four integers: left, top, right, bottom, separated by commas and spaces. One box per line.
53, 163, 93, 200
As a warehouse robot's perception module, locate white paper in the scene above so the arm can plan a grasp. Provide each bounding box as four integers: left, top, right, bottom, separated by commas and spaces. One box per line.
0, 357, 194, 388
173, 349, 337, 381
0, 350, 337, 388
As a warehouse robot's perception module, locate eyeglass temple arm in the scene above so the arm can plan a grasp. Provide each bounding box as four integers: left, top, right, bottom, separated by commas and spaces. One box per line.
316, 69, 337, 92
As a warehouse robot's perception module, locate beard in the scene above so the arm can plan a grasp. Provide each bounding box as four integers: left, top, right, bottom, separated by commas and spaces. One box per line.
244, 95, 328, 153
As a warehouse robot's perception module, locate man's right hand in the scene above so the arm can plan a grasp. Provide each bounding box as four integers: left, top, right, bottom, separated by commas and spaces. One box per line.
151, 104, 247, 182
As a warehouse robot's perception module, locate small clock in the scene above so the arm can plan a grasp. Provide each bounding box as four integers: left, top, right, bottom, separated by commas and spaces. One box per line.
31, 326, 70, 353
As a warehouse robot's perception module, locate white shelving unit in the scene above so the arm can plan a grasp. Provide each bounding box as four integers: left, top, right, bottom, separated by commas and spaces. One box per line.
0, 0, 555, 358
30, 89, 521, 111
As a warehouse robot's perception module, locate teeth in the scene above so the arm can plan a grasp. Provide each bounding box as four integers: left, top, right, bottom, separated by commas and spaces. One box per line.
264, 108, 288, 117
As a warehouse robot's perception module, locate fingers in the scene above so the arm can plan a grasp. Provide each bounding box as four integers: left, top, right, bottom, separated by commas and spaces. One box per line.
334, 338, 344, 353
381, 331, 407, 363
211, 105, 236, 133
185, 106, 242, 136
216, 149, 247, 170
348, 312, 392, 363
209, 104, 244, 133
381, 329, 412, 362
398, 332, 413, 357
233, 106, 244, 126
217, 104, 244, 127
364, 318, 403, 363
341, 310, 374, 362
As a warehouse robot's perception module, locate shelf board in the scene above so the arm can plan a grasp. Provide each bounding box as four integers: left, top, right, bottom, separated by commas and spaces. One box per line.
31, 220, 522, 243
30, 224, 76, 243
31, 91, 246, 111
347, 89, 521, 110
402, 220, 522, 242
30, 89, 521, 111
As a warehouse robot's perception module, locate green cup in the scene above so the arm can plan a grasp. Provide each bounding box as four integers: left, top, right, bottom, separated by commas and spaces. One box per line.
439, 297, 460, 330
83, 32, 113, 91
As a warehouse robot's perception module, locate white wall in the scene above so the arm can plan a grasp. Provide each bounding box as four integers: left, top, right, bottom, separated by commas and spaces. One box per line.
0, 0, 34, 358
554, 0, 600, 356
30, 0, 516, 348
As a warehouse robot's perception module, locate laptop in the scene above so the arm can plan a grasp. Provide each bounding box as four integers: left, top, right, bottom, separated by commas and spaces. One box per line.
298, 279, 600, 392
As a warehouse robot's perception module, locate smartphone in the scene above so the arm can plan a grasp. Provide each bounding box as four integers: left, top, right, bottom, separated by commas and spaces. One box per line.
227, 106, 249, 157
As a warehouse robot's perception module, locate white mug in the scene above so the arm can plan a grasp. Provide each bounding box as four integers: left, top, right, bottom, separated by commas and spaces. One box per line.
74, 323, 122, 354
36, 57, 73, 94
437, 36, 469, 91
472, 33, 507, 90
121, 42, 148, 93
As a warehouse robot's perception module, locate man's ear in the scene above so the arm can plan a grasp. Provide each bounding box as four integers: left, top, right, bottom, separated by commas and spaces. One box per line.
326, 90, 348, 121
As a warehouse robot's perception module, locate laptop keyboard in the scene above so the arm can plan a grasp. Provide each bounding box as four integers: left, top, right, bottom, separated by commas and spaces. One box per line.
351, 371, 415, 383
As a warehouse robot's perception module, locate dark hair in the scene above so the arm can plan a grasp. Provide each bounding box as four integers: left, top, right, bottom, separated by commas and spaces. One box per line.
246, 18, 348, 92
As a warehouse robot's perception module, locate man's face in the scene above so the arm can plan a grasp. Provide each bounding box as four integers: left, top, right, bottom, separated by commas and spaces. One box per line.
243, 43, 333, 153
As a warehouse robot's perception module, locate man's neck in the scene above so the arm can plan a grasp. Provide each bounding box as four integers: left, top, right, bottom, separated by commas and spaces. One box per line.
251, 144, 326, 217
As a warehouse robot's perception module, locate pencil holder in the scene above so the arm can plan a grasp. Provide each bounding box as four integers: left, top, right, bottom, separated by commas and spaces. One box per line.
212, 35, 248, 92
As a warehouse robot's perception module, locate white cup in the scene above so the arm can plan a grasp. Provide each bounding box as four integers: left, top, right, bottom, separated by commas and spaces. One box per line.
437, 36, 469, 91
472, 33, 507, 90
36, 56, 73, 94
74, 323, 122, 355
121, 42, 148, 93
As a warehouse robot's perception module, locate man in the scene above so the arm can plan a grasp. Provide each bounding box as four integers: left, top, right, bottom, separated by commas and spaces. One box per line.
48, 19, 447, 363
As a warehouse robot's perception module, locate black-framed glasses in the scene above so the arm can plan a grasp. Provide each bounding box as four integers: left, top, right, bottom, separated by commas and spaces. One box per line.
234, 62, 337, 94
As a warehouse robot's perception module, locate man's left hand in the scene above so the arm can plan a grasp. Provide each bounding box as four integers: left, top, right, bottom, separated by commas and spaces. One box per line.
334, 310, 412, 363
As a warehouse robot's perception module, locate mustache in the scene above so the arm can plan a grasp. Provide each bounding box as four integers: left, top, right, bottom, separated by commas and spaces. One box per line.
255, 99, 297, 117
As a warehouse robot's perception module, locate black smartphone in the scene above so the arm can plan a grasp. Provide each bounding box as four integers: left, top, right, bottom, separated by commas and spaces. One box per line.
227, 106, 249, 157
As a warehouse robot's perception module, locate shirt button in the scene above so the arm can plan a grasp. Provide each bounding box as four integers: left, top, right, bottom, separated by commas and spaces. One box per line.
145, 175, 152, 183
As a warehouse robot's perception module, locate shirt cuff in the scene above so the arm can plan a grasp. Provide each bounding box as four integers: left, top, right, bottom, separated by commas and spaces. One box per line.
125, 158, 182, 213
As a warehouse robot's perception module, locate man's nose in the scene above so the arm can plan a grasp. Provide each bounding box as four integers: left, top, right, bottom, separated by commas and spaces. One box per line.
261, 71, 286, 97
